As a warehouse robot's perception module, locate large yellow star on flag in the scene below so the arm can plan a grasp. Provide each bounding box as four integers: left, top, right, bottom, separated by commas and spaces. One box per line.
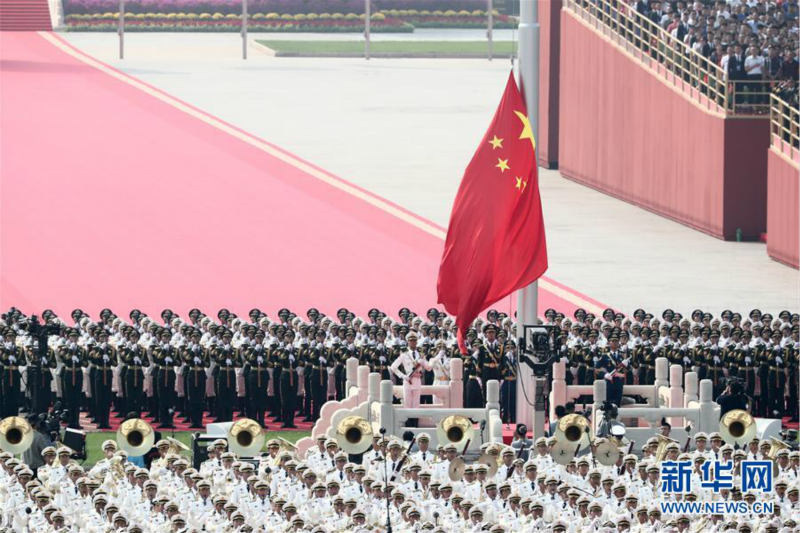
488, 135, 503, 149
513, 110, 536, 151
496, 158, 510, 173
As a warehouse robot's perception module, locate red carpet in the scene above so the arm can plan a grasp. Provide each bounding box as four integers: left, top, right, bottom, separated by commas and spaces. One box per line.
0, 31, 606, 320
79, 410, 313, 433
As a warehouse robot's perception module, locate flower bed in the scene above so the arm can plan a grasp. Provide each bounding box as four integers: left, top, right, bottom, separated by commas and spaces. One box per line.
63, 4, 515, 31
63, 0, 492, 15
64, 13, 413, 32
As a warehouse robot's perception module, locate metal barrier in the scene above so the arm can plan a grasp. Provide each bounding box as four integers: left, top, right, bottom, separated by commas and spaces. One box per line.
564, 0, 774, 116
770, 93, 800, 161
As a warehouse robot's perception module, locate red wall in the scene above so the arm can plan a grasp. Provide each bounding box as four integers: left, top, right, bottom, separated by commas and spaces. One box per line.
558, 10, 768, 239
767, 149, 799, 268
537, 0, 561, 169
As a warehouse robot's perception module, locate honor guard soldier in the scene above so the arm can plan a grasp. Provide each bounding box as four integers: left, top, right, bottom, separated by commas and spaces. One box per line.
58, 329, 88, 428
244, 329, 269, 426
500, 339, 518, 423
464, 337, 484, 408
332, 327, 347, 400
278, 331, 299, 428
0, 329, 24, 417
25, 332, 57, 415
306, 328, 329, 421
479, 324, 504, 386
212, 329, 239, 422
121, 328, 148, 416
151, 328, 178, 428
88, 330, 117, 429
182, 329, 208, 428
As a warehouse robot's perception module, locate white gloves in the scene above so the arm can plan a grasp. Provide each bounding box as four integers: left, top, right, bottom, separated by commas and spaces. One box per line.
8, 356, 15, 364
71, 356, 79, 363
194, 357, 202, 365
225, 358, 232, 366
102, 354, 109, 363
319, 357, 327, 365
165, 357, 173, 364
133, 357, 142, 365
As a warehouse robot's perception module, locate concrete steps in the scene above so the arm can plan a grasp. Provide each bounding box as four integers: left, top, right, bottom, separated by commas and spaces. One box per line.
0, 0, 52, 31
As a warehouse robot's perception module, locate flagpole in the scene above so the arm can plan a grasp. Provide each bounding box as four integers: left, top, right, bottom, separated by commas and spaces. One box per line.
516, 0, 541, 437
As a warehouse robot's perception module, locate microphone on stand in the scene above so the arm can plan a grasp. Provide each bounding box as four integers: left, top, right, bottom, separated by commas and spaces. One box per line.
380, 427, 393, 533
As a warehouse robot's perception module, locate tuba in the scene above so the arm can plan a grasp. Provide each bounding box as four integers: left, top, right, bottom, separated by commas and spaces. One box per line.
766, 437, 789, 460
0, 416, 33, 454
116, 418, 155, 456
335, 416, 373, 454
228, 418, 265, 456
554, 414, 592, 449
654, 434, 679, 462
720, 409, 756, 447
436, 415, 474, 448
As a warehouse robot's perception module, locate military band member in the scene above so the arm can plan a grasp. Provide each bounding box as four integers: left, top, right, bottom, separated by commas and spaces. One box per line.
88, 330, 117, 429
389, 331, 431, 414
151, 329, 178, 428
212, 330, 240, 422
58, 329, 88, 428
1, 330, 24, 417
182, 330, 208, 428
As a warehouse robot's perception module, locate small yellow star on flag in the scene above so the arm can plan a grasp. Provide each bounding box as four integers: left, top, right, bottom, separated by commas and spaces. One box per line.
515, 176, 528, 192
488, 135, 503, 149
496, 158, 510, 173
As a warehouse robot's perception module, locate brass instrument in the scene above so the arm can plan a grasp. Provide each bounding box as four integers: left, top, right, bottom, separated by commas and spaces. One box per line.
335, 416, 373, 454
554, 414, 591, 449
167, 436, 190, 454
766, 437, 789, 460
719, 409, 756, 447
436, 415, 474, 448
653, 434, 679, 462
116, 418, 155, 456
277, 436, 298, 453
0, 416, 33, 454
228, 418, 266, 456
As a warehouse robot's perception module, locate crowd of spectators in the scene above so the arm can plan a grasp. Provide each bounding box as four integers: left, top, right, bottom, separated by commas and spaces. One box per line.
590, 0, 800, 111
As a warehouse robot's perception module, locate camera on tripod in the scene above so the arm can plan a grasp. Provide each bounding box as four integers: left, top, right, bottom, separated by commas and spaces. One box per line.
518, 324, 559, 376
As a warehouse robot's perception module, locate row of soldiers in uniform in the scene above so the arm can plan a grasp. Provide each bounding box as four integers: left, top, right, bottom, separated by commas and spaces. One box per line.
1, 428, 799, 533
0, 305, 797, 429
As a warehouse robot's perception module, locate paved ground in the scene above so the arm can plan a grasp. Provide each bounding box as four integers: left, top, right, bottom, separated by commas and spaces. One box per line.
59, 31, 799, 314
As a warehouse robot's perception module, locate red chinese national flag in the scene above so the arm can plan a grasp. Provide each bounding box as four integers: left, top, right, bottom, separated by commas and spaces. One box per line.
437, 71, 548, 350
